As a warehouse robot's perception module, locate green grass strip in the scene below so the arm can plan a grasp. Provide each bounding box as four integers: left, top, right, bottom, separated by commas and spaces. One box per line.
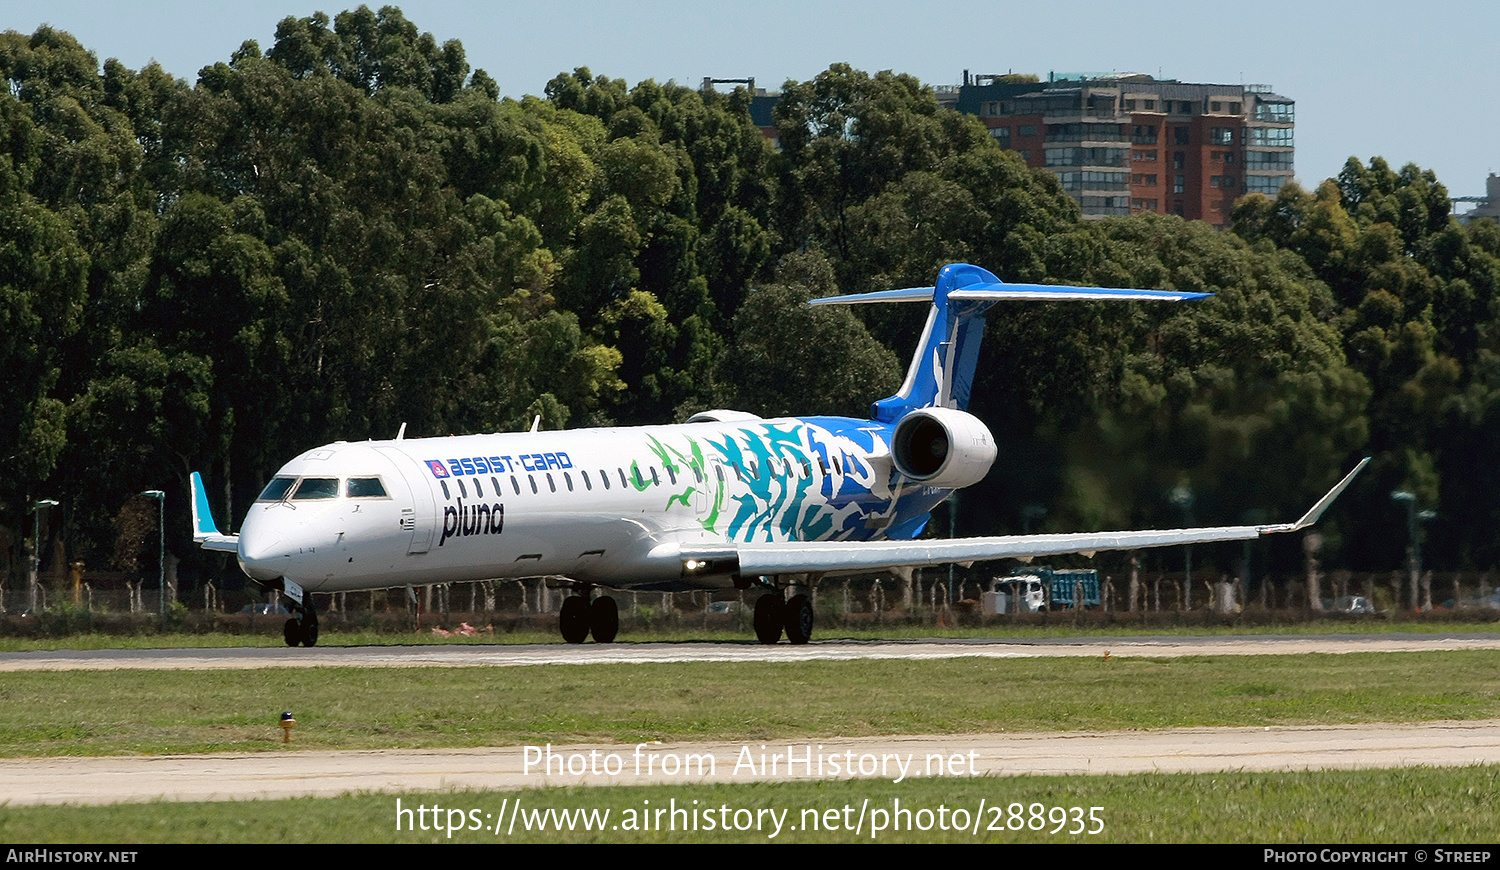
1, 651, 1498, 756
1, 618, 1498, 650
3, 767, 1497, 843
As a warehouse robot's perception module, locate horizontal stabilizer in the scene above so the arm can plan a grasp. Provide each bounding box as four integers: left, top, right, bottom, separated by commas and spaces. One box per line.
810, 263, 1214, 422
809, 286, 937, 306
811, 283, 1211, 306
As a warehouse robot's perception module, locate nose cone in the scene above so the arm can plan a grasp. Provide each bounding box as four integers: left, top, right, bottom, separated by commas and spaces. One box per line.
238, 529, 291, 581
237, 504, 300, 581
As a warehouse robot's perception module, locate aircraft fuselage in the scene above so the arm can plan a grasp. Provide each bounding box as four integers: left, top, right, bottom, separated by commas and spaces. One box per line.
235, 415, 948, 594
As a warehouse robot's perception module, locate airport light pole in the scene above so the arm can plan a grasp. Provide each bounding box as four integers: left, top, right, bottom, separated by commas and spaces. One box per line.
30, 499, 58, 614
1390, 490, 1435, 611
1021, 504, 1047, 536
946, 495, 958, 606
142, 490, 166, 619
1169, 484, 1194, 610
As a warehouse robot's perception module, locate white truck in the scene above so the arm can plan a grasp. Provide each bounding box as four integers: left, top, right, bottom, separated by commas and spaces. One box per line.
981, 567, 1101, 615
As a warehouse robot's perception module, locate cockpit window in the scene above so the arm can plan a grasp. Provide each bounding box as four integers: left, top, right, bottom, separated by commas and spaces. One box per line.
257, 477, 297, 502
290, 478, 339, 500
346, 477, 387, 498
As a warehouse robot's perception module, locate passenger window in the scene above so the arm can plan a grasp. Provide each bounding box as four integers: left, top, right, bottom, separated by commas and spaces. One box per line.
693, 465, 703, 483
565, 472, 574, 492
441, 481, 451, 500
619, 469, 628, 488
472, 477, 484, 498
601, 470, 611, 490
345, 478, 387, 498
291, 478, 339, 500
582, 470, 592, 491
457, 479, 468, 498
511, 476, 521, 495
529, 476, 538, 494
546, 473, 556, 493
650, 467, 659, 486
666, 465, 677, 485
257, 477, 297, 501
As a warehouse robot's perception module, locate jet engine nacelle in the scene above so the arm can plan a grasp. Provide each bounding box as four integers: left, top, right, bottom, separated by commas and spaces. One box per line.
891, 407, 997, 489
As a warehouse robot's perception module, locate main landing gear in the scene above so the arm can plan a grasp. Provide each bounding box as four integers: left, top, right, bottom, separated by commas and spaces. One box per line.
559, 591, 619, 644
753, 591, 814, 645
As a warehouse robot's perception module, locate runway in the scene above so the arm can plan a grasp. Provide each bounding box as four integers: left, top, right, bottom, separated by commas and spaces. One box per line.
3, 721, 1499, 806
3, 632, 1499, 671
2, 634, 1497, 806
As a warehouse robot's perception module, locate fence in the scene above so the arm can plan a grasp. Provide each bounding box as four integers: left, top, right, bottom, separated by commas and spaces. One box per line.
3, 569, 1497, 631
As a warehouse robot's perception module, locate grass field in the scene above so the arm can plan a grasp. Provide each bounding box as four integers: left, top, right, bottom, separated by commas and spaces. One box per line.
1, 651, 1498, 755
4, 767, 1497, 843
2, 616, 1499, 651
3, 631, 1497, 843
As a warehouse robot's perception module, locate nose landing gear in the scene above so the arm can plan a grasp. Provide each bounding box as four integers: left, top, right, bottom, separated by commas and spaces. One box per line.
277, 581, 318, 647
282, 609, 318, 647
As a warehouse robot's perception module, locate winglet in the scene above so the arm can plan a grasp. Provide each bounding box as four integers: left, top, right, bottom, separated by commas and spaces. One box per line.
190, 472, 220, 540
191, 472, 240, 552
1260, 457, 1371, 534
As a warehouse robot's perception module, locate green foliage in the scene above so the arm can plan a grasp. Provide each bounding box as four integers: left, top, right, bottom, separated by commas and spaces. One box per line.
770, 63, 1071, 282
0, 171, 88, 486
265, 6, 472, 103
713, 252, 900, 418
3, 12, 1500, 585
1234, 157, 1500, 568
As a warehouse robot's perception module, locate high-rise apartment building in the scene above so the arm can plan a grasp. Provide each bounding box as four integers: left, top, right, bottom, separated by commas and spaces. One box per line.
954, 73, 1295, 226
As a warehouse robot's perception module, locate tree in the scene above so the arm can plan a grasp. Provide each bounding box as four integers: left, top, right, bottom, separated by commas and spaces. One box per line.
713, 253, 900, 418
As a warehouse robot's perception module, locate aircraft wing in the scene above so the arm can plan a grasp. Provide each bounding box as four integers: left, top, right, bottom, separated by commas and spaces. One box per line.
190, 471, 241, 553
680, 458, 1369, 578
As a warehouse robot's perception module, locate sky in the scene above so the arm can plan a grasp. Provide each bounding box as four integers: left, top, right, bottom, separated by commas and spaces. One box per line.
9, 1, 1499, 202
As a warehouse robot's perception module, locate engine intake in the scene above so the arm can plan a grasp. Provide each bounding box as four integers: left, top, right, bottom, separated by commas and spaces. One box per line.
891, 408, 996, 489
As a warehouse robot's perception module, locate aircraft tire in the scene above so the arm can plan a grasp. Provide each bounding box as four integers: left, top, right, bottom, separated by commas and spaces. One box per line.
589, 596, 619, 643
301, 612, 319, 647
785, 594, 814, 645
283, 618, 299, 647
560, 596, 590, 644
753, 594, 784, 645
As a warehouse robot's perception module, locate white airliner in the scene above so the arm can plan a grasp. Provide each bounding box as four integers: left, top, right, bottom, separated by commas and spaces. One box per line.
192, 263, 1368, 647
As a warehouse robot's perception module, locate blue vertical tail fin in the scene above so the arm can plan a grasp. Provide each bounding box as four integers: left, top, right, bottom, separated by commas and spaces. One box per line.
809, 263, 1211, 423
